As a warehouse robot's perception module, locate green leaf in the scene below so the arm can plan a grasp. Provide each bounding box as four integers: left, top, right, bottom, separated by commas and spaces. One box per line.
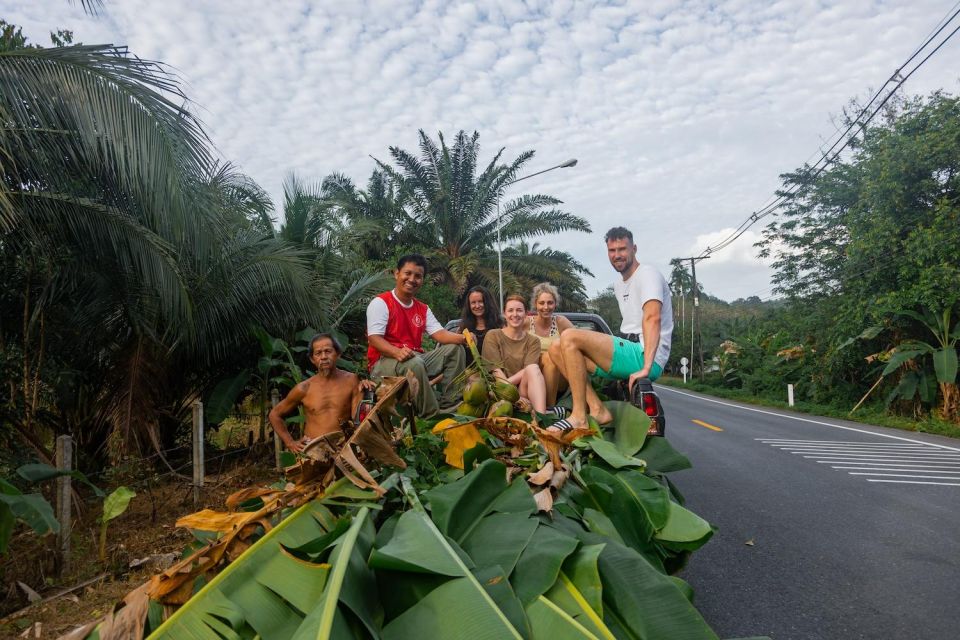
540, 574, 615, 640
526, 595, 603, 640
16, 464, 104, 497
602, 401, 650, 456
474, 565, 533, 639
424, 459, 535, 544
377, 476, 524, 639
206, 368, 254, 424
583, 437, 645, 469
461, 512, 539, 577
639, 437, 692, 473
149, 501, 344, 639
932, 347, 958, 384
882, 349, 927, 376
101, 486, 136, 523
511, 525, 580, 606
654, 501, 715, 552
561, 545, 605, 617
0, 493, 59, 538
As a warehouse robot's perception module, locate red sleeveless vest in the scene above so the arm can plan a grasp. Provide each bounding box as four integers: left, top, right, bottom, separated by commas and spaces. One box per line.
367, 291, 428, 369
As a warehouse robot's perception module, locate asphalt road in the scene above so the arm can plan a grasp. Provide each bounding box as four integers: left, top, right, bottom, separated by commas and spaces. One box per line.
656, 384, 960, 640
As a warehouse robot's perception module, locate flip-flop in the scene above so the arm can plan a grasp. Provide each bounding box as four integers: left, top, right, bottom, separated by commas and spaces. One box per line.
549, 406, 568, 419
550, 418, 578, 433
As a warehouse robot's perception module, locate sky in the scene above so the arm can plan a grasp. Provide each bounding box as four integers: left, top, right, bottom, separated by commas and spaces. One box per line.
7, 0, 959, 302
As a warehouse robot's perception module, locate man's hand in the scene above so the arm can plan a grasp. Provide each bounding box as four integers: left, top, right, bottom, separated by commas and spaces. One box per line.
628, 369, 651, 393
359, 379, 376, 392
395, 346, 416, 361
284, 436, 306, 454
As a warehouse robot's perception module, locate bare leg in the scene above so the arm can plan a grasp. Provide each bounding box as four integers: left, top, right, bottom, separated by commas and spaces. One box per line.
550, 331, 615, 425
540, 351, 564, 406
518, 363, 547, 413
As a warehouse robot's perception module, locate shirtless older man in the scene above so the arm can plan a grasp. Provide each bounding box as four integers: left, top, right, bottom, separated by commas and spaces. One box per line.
269, 333, 371, 453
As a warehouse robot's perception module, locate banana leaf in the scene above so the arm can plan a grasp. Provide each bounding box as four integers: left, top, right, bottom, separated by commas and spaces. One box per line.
546, 516, 719, 640
540, 573, 615, 640
372, 475, 525, 639
147, 502, 378, 640
423, 459, 536, 544
600, 401, 650, 456
526, 596, 603, 640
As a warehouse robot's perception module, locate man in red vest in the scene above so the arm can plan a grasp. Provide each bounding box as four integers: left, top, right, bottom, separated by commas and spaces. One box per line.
367, 254, 466, 416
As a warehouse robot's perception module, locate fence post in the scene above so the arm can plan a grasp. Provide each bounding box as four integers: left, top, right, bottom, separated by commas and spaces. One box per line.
192, 400, 204, 508
271, 389, 282, 471
55, 434, 72, 576
787, 384, 795, 407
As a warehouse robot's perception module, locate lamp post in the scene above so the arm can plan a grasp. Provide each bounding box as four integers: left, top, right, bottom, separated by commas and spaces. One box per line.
496, 158, 577, 309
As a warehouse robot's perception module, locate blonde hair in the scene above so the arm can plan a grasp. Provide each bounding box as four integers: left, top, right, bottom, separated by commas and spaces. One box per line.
530, 282, 560, 309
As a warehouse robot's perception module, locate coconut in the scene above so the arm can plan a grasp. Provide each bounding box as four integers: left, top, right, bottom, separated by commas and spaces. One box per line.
492, 380, 520, 403
487, 399, 513, 418
462, 377, 488, 405
454, 401, 485, 417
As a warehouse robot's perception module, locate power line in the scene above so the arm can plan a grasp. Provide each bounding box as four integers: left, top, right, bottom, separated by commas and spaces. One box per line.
693, 5, 960, 261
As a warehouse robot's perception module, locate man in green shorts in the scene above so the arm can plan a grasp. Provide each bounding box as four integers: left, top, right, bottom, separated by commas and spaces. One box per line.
547, 226, 673, 432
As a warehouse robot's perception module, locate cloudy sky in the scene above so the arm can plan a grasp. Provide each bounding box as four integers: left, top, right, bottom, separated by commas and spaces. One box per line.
8, 0, 959, 301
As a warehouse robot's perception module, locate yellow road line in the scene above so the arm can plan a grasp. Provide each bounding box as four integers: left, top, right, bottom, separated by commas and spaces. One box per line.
692, 419, 723, 432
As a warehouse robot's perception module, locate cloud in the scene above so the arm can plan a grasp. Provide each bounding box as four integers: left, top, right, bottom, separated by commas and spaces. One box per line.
9, 0, 960, 304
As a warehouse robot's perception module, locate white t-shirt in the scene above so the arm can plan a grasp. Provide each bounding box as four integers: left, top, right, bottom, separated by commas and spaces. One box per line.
612, 264, 673, 369
366, 290, 444, 337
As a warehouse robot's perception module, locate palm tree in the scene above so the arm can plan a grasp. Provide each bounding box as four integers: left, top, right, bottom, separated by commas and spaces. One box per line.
373, 130, 591, 292
501, 241, 593, 310
0, 40, 324, 461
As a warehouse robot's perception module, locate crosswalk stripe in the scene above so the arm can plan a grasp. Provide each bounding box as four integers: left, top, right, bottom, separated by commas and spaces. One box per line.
762, 438, 960, 486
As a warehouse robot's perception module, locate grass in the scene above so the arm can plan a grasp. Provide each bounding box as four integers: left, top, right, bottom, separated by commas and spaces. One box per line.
657, 375, 960, 440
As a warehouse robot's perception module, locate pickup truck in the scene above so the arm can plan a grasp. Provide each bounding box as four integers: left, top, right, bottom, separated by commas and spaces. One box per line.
445, 312, 665, 436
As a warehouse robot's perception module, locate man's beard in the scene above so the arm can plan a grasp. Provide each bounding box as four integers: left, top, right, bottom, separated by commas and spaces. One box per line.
316, 364, 335, 377
612, 258, 634, 273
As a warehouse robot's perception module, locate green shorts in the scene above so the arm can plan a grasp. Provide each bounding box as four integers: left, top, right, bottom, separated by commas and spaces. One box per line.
594, 336, 663, 381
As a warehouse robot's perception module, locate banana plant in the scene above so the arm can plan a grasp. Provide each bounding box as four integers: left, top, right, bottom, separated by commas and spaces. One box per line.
882, 307, 959, 420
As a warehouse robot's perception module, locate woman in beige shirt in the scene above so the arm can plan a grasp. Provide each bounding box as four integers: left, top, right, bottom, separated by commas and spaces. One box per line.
482, 294, 548, 413
528, 282, 574, 405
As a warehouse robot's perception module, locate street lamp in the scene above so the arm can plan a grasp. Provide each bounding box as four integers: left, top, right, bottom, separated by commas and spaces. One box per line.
496, 158, 578, 309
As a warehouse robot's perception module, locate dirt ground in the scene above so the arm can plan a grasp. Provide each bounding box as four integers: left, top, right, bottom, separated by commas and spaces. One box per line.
1, 453, 279, 639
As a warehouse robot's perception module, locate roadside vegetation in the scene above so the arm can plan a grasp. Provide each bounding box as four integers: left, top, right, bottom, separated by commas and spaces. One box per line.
591, 91, 960, 434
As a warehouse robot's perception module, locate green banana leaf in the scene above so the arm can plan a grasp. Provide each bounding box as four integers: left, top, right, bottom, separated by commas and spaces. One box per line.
148, 501, 378, 640
424, 459, 536, 544
510, 525, 580, 605
540, 573, 615, 640
600, 401, 651, 456
549, 515, 719, 640
637, 437, 692, 474
526, 595, 603, 640
372, 475, 524, 639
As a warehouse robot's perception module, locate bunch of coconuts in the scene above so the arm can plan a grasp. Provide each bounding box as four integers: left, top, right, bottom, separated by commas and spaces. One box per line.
456, 374, 520, 417
455, 329, 522, 418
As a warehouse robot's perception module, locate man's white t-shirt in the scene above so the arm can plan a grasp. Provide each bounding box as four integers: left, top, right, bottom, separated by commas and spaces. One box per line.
612, 264, 673, 369
366, 290, 444, 338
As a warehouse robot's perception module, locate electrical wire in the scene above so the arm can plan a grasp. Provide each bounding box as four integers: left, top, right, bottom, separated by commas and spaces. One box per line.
692, 5, 960, 261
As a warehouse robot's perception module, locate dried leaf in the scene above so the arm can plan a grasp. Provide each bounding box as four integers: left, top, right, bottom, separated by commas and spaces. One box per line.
744, 539, 755, 546
527, 461, 555, 486
17, 581, 41, 603
533, 488, 554, 513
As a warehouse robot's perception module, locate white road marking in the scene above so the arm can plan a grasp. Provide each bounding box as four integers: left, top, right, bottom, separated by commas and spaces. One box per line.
833, 466, 960, 473
757, 437, 960, 486
849, 473, 960, 479
867, 479, 960, 486
817, 460, 960, 468
658, 385, 960, 451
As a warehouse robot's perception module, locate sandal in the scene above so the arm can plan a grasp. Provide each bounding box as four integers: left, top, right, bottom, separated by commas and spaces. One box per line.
549, 406, 568, 419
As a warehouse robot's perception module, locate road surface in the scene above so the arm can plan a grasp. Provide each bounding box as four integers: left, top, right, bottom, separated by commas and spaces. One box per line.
657, 384, 960, 640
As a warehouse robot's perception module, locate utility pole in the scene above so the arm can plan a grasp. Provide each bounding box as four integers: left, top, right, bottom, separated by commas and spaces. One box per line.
677, 256, 709, 380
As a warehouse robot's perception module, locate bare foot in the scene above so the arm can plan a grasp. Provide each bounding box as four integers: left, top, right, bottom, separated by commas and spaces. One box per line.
590, 406, 614, 425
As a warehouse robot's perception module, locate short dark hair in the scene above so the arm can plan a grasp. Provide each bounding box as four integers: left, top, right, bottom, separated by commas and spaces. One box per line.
396, 254, 427, 272
604, 226, 634, 244
309, 333, 343, 355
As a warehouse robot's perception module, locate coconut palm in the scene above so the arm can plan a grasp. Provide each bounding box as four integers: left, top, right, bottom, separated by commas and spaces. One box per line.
374, 130, 591, 292
0, 41, 323, 460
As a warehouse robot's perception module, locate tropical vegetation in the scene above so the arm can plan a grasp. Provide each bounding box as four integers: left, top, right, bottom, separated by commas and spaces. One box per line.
614, 91, 960, 429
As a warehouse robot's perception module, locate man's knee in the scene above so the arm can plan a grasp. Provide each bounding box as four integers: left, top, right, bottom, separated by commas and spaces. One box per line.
525, 363, 544, 381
